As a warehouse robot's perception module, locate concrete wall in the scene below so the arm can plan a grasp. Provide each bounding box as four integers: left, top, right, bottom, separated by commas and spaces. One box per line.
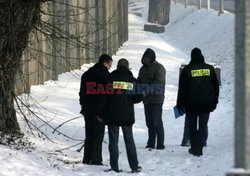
15, 0, 128, 95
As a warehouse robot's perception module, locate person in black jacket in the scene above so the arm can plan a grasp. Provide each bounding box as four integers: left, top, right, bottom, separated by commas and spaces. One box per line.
177, 48, 219, 156
103, 59, 142, 173
79, 54, 112, 165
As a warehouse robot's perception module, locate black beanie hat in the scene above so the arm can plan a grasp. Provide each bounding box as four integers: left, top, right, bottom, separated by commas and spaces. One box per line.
191, 48, 202, 58
117, 58, 129, 69
190, 47, 204, 64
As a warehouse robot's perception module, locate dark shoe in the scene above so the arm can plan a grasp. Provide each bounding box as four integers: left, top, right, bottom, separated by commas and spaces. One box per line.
82, 160, 91, 165
188, 148, 193, 154
145, 145, 155, 149
131, 166, 142, 173
181, 140, 190, 147
104, 168, 122, 173
156, 145, 165, 150
197, 150, 203, 156
188, 148, 201, 157
90, 162, 104, 166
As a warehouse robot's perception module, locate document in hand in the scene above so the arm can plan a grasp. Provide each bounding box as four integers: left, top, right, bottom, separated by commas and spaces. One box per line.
173, 106, 185, 119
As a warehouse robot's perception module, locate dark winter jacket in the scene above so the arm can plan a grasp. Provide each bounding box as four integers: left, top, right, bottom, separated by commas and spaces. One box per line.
79, 63, 111, 117
138, 48, 166, 104
177, 48, 219, 113
103, 67, 142, 126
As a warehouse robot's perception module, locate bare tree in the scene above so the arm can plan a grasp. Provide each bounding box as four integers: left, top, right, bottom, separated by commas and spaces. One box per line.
0, 0, 128, 138
148, 0, 171, 25
0, 0, 43, 134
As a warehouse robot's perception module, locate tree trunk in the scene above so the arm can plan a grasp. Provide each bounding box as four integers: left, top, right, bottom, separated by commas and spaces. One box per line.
0, 0, 41, 134
148, 0, 171, 25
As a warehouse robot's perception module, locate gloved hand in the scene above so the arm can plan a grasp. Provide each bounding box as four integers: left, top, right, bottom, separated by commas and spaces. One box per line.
97, 116, 103, 122
177, 106, 185, 115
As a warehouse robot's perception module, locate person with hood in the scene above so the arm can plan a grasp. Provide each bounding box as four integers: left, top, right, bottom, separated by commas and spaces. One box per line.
138, 48, 166, 150
104, 59, 142, 173
79, 54, 112, 165
176, 47, 219, 156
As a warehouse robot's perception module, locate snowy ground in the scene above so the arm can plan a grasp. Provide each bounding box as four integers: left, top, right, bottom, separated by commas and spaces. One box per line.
0, 1, 235, 176
174, 0, 235, 13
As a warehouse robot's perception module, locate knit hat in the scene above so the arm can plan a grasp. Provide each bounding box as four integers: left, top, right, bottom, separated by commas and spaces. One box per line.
117, 58, 129, 69
190, 47, 204, 64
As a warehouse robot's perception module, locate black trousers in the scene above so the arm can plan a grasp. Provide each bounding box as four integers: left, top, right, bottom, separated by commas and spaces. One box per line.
144, 103, 165, 148
181, 115, 208, 146
108, 125, 139, 170
187, 112, 210, 155
83, 114, 105, 164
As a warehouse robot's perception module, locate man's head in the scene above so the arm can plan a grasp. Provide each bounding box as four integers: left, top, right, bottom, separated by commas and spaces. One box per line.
141, 48, 156, 66
117, 58, 129, 69
99, 54, 113, 70
190, 47, 204, 64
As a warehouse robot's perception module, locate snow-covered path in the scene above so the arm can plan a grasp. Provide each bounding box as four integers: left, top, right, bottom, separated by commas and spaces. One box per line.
0, 1, 234, 176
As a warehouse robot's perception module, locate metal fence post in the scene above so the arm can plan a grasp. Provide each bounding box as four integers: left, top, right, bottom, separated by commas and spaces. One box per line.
218, 0, 224, 15
207, 0, 210, 10
185, 0, 188, 8
226, 0, 250, 175
198, 0, 202, 9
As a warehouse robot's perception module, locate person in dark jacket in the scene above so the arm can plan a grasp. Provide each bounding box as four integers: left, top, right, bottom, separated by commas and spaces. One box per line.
177, 47, 219, 156
79, 54, 112, 165
103, 59, 142, 173
138, 48, 166, 150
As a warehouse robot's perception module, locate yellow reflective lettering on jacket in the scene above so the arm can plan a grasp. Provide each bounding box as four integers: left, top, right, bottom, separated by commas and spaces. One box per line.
113, 81, 133, 90
191, 69, 210, 77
